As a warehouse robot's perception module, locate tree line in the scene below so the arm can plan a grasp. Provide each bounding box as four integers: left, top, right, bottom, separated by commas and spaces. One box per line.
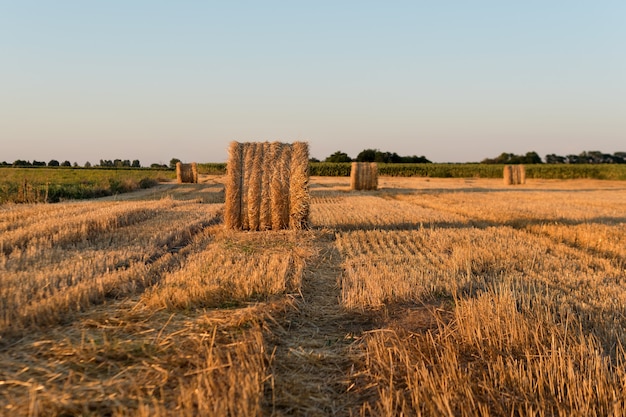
4, 150, 626, 168
481, 150, 626, 164
318, 149, 431, 163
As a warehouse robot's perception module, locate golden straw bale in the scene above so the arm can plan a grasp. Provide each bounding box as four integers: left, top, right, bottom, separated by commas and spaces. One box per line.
225, 141, 310, 230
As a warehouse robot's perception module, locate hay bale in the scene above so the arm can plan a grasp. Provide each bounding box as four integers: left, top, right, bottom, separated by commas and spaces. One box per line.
225, 141, 310, 231
176, 162, 198, 184
350, 162, 378, 191
504, 165, 526, 185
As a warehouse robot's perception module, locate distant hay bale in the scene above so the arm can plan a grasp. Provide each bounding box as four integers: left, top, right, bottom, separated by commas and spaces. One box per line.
176, 162, 198, 184
350, 162, 379, 191
224, 141, 310, 231
504, 165, 525, 185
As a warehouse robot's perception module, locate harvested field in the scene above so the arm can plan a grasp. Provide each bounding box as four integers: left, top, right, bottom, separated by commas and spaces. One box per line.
1, 175, 626, 416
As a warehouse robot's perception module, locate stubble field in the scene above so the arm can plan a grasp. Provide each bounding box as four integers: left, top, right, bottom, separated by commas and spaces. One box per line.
1, 175, 625, 416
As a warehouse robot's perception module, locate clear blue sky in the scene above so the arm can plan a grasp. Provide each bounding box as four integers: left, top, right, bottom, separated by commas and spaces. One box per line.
1, 1, 625, 164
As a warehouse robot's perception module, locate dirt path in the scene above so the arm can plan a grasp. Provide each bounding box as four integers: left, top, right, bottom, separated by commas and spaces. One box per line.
263, 231, 376, 416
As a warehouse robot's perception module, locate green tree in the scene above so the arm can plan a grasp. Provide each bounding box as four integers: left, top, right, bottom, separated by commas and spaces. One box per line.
325, 151, 352, 162
356, 149, 377, 162
170, 158, 181, 169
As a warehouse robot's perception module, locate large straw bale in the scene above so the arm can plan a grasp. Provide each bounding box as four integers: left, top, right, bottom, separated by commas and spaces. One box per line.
225, 141, 310, 231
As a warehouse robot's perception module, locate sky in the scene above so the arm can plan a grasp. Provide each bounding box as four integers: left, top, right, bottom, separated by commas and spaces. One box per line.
1, 1, 625, 165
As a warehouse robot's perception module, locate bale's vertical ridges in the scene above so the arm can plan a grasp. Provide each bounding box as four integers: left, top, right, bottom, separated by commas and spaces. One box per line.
248, 142, 264, 231
350, 162, 358, 190
225, 142, 243, 229
241, 143, 256, 230
271, 144, 291, 230
289, 141, 310, 229
259, 141, 273, 230
370, 162, 379, 190
191, 162, 198, 183
503, 165, 513, 185
518, 165, 526, 185
176, 162, 183, 184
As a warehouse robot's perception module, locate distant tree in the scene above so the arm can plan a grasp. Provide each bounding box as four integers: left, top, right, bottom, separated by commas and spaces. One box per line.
613, 152, 626, 164
32, 160, 46, 167
113, 159, 123, 167
169, 158, 181, 169
84, 161, 92, 168
523, 151, 542, 164
0, 161, 9, 166
73, 162, 79, 167
309, 157, 320, 163
325, 151, 352, 163
400, 155, 431, 163
131, 159, 141, 168
545, 154, 566, 164
61, 160, 71, 167
48, 159, 60, 167
151, 163, 168, 169
356, 149, 377, 162
12, 160, 31, 167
